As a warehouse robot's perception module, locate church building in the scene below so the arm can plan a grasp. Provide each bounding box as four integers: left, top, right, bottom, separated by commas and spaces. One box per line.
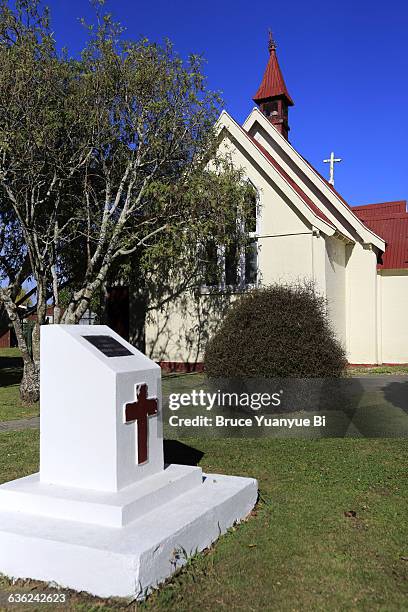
145, 34, 408, 368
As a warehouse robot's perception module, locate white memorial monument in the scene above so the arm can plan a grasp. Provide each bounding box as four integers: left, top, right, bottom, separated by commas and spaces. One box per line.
0, 325, 257, 599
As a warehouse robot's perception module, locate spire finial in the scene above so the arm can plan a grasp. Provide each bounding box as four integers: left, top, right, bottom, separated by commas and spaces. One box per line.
268, 29, 276, 53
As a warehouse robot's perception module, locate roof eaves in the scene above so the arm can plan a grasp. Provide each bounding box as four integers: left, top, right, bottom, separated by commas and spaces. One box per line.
242, 109, 386, 250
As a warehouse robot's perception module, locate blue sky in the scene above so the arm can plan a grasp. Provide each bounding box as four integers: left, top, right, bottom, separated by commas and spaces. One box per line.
45, 0, 407, 206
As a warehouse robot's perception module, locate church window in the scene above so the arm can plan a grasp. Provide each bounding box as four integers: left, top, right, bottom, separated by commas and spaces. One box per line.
202, 187, 259, 291
203, 240, 220, 287
225, 241, 239, 287
245, 240, 258, 285
246, 192, 257, 233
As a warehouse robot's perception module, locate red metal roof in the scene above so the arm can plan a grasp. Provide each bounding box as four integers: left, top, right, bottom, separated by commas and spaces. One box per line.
246, 133, 334, 227
253, 47, 294, 106
353, 202, 408, 269
353, 200, 407, 218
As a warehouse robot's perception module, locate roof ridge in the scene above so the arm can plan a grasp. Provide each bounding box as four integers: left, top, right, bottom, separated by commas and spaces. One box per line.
353, 200, 407, 210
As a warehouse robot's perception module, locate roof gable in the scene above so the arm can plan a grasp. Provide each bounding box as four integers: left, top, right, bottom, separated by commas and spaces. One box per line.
242, 108, 385, 251
215, 111, 336, 235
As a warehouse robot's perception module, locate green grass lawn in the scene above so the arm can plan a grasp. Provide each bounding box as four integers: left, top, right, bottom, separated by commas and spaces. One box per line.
0, 349, 39, 421
348, 365, 408, 376
0, 431, 407, 610
0, 350, 407, 610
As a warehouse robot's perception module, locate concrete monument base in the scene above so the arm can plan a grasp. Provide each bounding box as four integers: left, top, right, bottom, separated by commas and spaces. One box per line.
0, 469, 257, 599
0, 464, 204, 528
0, 326, 258, 599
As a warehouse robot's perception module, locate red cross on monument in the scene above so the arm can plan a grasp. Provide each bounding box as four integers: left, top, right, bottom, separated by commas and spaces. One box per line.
124, 384, 158, 464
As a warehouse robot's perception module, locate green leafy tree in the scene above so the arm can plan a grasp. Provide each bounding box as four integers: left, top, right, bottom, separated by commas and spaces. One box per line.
0, 0, 253, 402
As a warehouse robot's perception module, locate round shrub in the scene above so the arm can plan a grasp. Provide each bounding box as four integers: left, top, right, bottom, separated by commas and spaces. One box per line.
204, 282, 347, 379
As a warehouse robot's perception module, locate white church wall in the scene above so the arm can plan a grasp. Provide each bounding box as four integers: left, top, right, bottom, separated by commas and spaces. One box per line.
258, 185, 312, 237
145, 292, 232, 363
312, 232, 327, 297
325, 236, 346, 345
378, 270, 408, 363
258, 233, 313, 285
345, 243, 379, 363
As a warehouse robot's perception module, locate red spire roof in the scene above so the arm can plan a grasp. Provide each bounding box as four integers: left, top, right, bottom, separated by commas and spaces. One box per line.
253, 32, 294, 106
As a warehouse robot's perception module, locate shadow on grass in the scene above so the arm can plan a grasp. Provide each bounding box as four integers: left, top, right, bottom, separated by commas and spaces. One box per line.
382, 380, 408, 413
0, 355, 23, 387
164, 440, 204, 466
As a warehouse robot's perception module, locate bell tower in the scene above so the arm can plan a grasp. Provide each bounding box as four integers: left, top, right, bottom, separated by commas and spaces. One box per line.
253, 31, 294, 139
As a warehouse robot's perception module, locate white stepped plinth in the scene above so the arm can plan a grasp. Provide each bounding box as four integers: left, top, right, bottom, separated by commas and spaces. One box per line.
0, 464, 203, 528
0, 473, 257, 599
0, 325, 257, 599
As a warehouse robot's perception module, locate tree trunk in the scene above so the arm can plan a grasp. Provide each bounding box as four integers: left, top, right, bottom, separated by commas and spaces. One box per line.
31, 320, 41, 370
20, 358, 40, 404
1, 296, 41, 404
17, 323, 40, 404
